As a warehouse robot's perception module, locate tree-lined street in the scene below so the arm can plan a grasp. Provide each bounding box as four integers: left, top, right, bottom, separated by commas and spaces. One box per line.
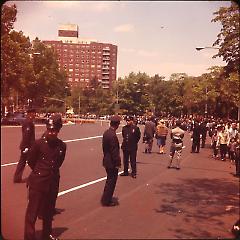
1, 122, 239, 239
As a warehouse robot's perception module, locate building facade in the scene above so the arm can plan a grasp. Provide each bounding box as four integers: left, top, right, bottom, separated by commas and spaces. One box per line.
43, 24, 117, 89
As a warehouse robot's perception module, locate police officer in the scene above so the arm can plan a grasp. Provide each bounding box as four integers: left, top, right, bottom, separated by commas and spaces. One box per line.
101, 115, 121, 207
120, 116, 141, 178
24, 114, 67, 240
14, 108, 36, 183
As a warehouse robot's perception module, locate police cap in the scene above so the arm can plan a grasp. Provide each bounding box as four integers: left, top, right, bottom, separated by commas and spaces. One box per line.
46, 114, 63, 131
110, 115, 122, 123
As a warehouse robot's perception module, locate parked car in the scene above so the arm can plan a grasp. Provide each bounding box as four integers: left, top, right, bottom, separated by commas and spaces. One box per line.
1, 112, 26, 125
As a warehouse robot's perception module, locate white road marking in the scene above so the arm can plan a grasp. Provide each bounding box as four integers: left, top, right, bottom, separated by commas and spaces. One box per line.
1, 162, 18, 167
1, 132, 121, 167
58, 170, 124, 197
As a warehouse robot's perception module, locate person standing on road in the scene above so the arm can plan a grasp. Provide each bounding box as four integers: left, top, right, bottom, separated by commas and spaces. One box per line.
155, 119, 168, 154
120, 116, 141, 178
191, 119, 201, 153
101, 115, 122, 207
168, 120, 185, 170
24, 114, 66, 240
200, 119, 208, 148
13, 108, 36, 183
143, 116, 156, 153
217, 125, 229, 161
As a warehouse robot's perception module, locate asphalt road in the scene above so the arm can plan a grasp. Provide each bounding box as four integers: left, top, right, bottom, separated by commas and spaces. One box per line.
1, 121, 239, 239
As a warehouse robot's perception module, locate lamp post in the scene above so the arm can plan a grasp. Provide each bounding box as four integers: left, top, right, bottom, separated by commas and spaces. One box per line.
196, 46, 220, 51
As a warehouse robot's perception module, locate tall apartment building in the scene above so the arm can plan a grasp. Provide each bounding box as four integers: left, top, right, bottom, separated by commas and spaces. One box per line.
43, 24, 117, 89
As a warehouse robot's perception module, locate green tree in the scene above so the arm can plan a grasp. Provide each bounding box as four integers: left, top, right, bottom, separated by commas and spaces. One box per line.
1, 3, 34, 112
212, 1, 240, 74
31, 38, 69, 111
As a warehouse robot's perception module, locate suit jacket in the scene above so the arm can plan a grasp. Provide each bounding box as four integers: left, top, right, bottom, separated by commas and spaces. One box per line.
27, 136, 67, 192
121, 124, 141, 151
102, 127, 121, 169
19, 118, 35, 150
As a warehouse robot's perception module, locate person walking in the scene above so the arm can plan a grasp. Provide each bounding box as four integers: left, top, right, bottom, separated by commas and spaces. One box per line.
191, 119, 201, 153
24, 114, 66, 240
101, 115, 122, 207
120, 116, 141, 178
155, 119, 168, 154
143, 116, 156, 153
168, 120, 185, 170
13, 108, 36, 183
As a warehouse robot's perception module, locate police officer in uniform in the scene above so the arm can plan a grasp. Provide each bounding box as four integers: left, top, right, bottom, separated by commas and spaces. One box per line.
120, 116, 141, 178
101, 115, 121, 207
24, 114, 67, 240
14, 108, 36, 183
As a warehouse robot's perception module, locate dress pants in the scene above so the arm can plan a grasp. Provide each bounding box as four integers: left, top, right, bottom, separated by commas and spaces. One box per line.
24, 187, 56, 240
14, 150, 28, 181
123, 150, 137, 175
192, 138, 200, 153
101, 168, 118, 205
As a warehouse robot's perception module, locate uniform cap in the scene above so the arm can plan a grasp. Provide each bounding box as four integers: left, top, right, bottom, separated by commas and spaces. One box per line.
46, 114, 63, 131
110, 115, 122, 123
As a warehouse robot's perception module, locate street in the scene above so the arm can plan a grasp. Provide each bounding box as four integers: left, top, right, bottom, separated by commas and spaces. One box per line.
1, 121, 239, 239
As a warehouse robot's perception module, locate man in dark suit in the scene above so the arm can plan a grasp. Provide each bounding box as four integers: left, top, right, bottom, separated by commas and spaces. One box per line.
24, 114, 67, 240
120, 115, 141, 178
101, 115, 121, 207
191, 119, 201, 153
14, 108, 36, 183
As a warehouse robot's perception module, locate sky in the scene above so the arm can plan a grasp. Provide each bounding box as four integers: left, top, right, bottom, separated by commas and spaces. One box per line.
6, 1, 231, 80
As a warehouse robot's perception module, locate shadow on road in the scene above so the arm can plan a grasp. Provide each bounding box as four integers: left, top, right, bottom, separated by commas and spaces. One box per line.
154, 178, 239, 238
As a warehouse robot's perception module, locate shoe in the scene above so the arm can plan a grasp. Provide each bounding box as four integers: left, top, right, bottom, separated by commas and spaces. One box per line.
42, 234, 59, 240
144, 149, 147, 153
13, 179, 23, 183
167, 166, 171, 169
120, 173, 128, 176
131, 174, 137, 178
102, 201, 119, 207
54, 208, 61, 215
176, 167, 180, 170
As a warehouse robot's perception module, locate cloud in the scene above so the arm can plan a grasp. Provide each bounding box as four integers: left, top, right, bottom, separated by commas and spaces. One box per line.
42, 1, 112, 12
114, 24, 134, 33
137, 50, 158, 57
120, 48, 136, 53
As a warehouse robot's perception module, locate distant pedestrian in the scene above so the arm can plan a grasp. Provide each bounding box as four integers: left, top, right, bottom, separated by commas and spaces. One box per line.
120, 116, 141, 178
217, 126, 229, 161
143, 116, 156, 153
211, 129, 219, 159
155, 119, 168, 154
24, 114, 66, 240
234, 133, 240, 177
13, 108, 36, 183
191, 120, 201, 153
200, 120, 208, 148
168, 120, 185, 170
101, 115, 122, 207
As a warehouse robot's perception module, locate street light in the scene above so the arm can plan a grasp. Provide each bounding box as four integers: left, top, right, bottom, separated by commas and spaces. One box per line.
196, 46, 220, 51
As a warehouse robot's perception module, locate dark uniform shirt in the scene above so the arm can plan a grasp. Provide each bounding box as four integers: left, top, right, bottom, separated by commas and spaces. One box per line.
121, 125, 141, 151
27, 137, 67, 192
102, 127, 121, 169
